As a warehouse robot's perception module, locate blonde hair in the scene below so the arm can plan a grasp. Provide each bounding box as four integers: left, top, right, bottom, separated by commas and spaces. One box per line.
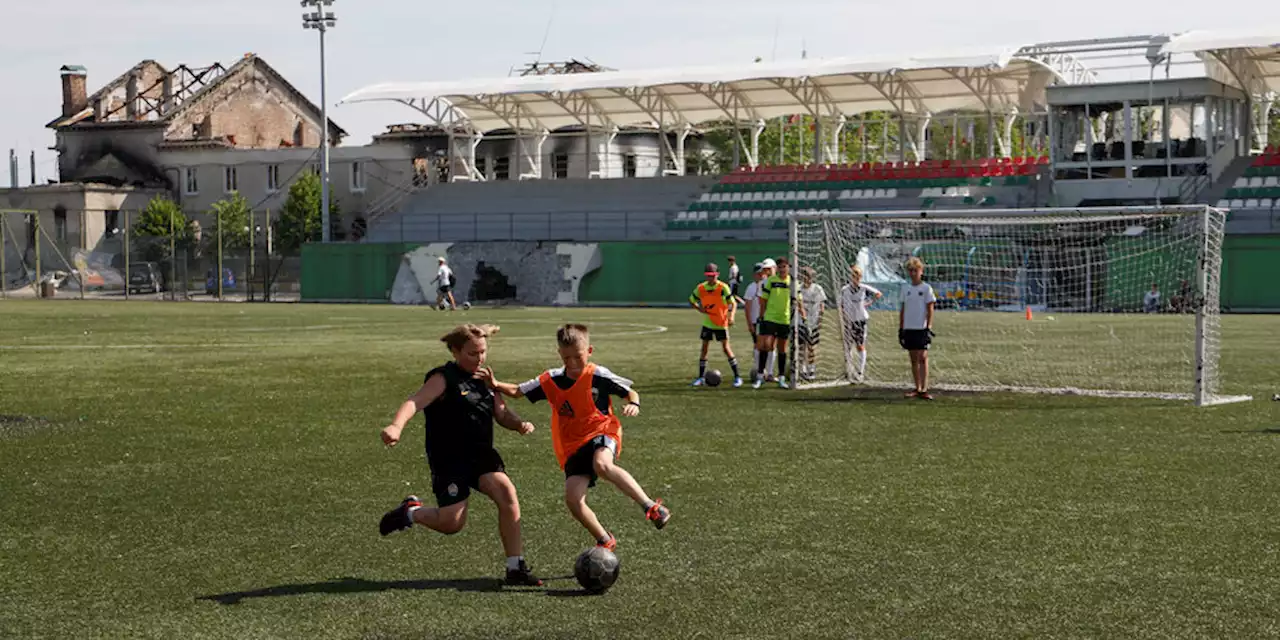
850, 265, 864, 279
440, 324, 500, 351
905, 257, 925, 271
556, 323, 590, 349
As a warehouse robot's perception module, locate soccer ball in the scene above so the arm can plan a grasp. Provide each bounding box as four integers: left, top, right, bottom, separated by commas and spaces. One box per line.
704, 369, 723, 387
437, 302, 448, 310
574, 546, 620, 594
462, 302, 472, 311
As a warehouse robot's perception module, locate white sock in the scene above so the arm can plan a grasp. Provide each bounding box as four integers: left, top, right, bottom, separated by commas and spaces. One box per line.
858, 350, 867, 376
406, 505, 421, 525
506, 556, 524, 571
766, 352, 776, 376
752, 349, 759, 371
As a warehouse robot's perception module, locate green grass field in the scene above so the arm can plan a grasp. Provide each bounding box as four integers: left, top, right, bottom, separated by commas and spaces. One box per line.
2, 300, 1278, 639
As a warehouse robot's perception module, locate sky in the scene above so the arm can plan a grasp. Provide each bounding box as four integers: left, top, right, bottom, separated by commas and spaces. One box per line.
3, 0, 1280, 186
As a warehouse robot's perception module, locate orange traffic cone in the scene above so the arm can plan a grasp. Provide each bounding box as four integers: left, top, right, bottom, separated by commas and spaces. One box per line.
1025, 306, 1033, 321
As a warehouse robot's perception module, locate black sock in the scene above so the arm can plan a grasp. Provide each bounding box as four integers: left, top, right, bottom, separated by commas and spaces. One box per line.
728, 357, 740, 378
698, 360, 707, 378
778, 350, 788, 377
757, 350, 768, 375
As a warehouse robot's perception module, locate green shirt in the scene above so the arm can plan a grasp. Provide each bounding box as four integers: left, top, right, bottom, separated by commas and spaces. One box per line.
758, 274, 792, 325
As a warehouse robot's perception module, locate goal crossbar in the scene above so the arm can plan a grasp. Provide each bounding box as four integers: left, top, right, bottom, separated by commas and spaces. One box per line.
786, 205, 1251, 407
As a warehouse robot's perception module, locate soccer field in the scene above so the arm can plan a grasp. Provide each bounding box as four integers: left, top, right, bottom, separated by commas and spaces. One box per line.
2, 301, 1278, 638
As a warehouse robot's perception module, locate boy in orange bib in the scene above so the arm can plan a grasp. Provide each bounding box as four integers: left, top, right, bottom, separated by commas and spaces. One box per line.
481, 324, 671, 550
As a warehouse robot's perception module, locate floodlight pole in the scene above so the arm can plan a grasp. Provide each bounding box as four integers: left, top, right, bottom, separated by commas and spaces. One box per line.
303, 0, 337, 243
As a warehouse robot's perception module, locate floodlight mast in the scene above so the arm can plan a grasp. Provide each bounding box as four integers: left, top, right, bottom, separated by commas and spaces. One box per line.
301, 0, 336, 243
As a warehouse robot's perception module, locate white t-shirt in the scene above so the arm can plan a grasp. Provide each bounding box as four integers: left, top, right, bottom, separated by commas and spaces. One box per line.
728, 264, 741, 286
743, 281, 761, 323
1143, 290, 1160, 312
840, 283, 883, 323
899, 282, 936, 330
798, 283, 826, 329
436, 264, 454, 286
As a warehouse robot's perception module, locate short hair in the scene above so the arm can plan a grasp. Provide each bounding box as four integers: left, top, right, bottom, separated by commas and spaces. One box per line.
727, 255, 736, 262
440, 324, 499, 351
905, 257, 924, 271
850, 265, 864, 278
776, 257, 790, 267
556, 323, 590, 349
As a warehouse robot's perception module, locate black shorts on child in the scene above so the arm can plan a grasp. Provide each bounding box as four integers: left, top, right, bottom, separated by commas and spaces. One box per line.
428, 447, 506, 507
564, 435, 618, 488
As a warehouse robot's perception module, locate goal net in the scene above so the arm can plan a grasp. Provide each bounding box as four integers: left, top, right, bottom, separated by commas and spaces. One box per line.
789, 206, 1249, 406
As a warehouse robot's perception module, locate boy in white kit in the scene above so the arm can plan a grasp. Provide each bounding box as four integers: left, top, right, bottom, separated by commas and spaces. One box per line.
898, 257, 936, 400
838, 265, 882, 382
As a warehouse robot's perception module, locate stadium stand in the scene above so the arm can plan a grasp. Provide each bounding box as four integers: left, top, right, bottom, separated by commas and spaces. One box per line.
674, 157, 1050, 232
368, 176, 710, 242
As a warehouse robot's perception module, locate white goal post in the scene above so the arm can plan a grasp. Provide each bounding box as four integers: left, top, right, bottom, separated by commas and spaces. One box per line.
787, 205, 1251, 406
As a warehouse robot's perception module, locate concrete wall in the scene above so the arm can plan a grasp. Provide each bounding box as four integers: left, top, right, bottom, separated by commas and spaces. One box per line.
0, 184, 163, 277
157, 144, 417, 223
55, 127, 168, 184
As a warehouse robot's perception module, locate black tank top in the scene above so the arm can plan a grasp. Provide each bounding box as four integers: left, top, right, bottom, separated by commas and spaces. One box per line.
421, 361, 495, 465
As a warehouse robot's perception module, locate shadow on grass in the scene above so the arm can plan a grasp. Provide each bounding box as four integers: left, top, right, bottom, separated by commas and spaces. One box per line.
199, 575, 581, 604
1220, 427, 1280, 435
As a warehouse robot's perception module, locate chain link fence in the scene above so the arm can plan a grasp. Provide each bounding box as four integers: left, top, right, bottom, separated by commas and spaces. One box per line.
1, 209, 302, 302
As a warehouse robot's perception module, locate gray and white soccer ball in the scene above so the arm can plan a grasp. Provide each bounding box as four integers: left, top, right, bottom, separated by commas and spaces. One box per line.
574, 546, 620, 594
462, 302, 472, 311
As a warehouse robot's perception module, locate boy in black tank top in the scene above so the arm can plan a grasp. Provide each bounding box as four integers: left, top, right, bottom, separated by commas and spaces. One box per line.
377, 324, 542, 586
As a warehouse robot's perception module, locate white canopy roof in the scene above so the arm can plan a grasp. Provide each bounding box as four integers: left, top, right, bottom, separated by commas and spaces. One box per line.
339, 30, 1280, 134
340, 50, 1063, 133
1159, 29, 1280, 96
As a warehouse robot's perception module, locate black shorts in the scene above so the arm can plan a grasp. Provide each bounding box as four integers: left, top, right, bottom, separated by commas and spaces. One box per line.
564, 435, 618, 488
759, 320, 792, 339
730, 282, 741, 297
700, 327, 728, 342
428, 447, 505, 507
900, 329, 932, 351
798, 325, 820, 346
438, 285, 454, 294
846, 320, 868, 347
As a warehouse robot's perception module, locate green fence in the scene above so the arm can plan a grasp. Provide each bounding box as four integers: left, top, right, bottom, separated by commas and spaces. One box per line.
576, 241, 786, 305
1222, 235, 1280, 311
301, 237, 1280, 310
300, 242, 419, 301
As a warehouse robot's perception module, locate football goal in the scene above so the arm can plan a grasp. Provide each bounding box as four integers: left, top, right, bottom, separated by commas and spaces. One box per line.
788, 205, 1250, 406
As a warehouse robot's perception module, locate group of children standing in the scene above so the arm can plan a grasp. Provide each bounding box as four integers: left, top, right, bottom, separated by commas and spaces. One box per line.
689, 255, 937, 399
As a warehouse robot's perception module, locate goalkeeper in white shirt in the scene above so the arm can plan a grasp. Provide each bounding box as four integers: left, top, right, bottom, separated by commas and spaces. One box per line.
838, 265, 882, 382
796, 267, 827, 382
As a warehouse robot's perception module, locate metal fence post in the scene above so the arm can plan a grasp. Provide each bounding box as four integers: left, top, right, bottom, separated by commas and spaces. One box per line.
217, 207, 224, 300
79, 209, 85, 300
169, 206, 176, 302
34, 212, 41, 295
1, 213, 7, 299
124, 211, 130, 301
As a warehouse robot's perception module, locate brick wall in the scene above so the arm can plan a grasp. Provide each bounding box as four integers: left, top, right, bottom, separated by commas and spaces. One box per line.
165, 64, 322, 150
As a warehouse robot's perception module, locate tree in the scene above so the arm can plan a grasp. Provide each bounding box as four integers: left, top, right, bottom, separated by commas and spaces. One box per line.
133, 195, 193, 243
274, 171, 342, 252
207, 192, 252, 250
